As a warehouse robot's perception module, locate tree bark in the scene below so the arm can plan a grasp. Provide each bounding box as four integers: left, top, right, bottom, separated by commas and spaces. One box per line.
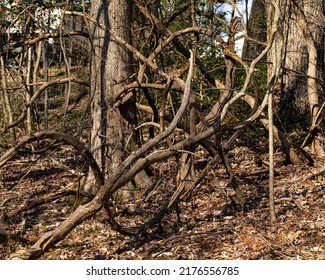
289, 0, 325, 156
0, 56, 15, 141
87, 0, 138, 198
242, 0, 267, 60
268, 0, 325, 156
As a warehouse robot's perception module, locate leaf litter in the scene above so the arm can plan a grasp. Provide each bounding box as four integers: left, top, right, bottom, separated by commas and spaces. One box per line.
0, 141, 324, 260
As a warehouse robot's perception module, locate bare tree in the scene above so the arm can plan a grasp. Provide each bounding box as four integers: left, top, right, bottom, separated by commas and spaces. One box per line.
85, 0, 141, 199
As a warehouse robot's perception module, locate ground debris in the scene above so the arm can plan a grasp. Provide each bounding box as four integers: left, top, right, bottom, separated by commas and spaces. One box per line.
1, 143, 324, 260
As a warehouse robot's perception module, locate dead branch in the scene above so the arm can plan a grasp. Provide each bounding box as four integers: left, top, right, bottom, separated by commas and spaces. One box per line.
1, 31, 88, 57
1, 78, 89, 134
0, 131, 103, 186
9, 51, 196, 259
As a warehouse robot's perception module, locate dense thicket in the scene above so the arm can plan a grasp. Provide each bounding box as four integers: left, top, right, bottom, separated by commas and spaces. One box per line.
0, 0, 324, 259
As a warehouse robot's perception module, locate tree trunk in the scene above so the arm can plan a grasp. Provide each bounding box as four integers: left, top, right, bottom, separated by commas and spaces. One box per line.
278, 0, 324, 115
242, 0, 267, 60
87, 0, 139, 199
26, 46, 33, 133
290, 0, 325, 156
268, 0, 325, 156
0, 56, 16, 142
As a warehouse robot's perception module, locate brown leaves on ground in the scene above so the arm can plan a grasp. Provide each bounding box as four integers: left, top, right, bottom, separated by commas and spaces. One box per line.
0, 142, 324, 260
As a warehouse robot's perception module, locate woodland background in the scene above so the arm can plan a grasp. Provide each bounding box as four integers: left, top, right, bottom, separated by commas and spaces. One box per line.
0, 0, 324, 260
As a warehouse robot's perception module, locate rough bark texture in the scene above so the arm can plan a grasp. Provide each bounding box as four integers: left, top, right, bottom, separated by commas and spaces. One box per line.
268, 0, 324, 156
291, 0, 325, 156
272, 0, 324, 116
88, 0, 137, 197
242, 0, 267, 60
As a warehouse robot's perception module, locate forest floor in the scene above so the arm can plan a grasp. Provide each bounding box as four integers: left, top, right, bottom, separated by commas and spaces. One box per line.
0, 139, 324, 260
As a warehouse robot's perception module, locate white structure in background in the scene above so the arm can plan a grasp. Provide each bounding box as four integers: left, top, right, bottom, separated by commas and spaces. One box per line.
234, 30, 245, 57
34, 8, 62, 45
2, 0, 62, 41
215, 0, 252, 58
1, 1, 64, 69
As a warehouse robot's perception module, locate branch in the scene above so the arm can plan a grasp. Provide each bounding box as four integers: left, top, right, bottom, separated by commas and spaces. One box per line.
1, 78, 89, 133
0, 131, 103, 186
10, 52, 199, 259
1, 31, 88, 56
